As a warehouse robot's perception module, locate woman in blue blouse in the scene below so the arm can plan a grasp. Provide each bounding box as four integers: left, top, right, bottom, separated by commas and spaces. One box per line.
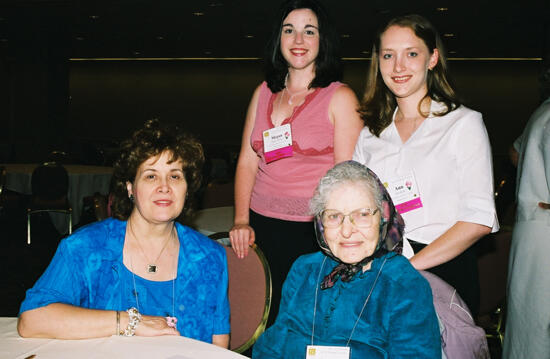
252, 161, 440, 358
17, 119, 230, 347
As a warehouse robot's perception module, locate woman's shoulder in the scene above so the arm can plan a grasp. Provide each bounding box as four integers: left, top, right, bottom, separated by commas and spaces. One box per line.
329, 82, 358, 101
64, 218, 125, 247
53, 218, 125, 262
175, 223, 226, 261
290, 252, 326, 272
358, 125, 377, 140
431, 102, 488, 137
353, 126, 386, 161
257, 81, 272, 95
380, 253, 430, 289
256, 81, 268, 92
454, 104, 482, 121
434, 102, 483, 123
298, 250, 325, 262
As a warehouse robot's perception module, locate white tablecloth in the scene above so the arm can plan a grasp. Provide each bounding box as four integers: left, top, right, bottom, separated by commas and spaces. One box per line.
191, 206, 234, 236
2, 163, 113, 227
0, 317, 246, 359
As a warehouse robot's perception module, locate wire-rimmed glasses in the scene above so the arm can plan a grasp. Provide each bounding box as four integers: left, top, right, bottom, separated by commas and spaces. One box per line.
320, 208, 379, 228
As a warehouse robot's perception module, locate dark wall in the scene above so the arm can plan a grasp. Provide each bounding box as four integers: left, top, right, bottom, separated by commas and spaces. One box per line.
69, 60, 542, 162
67, 61, 264, 146
1, 58, 544, 179
0, 3, 71, 163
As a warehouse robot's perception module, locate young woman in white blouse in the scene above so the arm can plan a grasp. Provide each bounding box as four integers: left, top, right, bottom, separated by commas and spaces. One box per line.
353, 14, 498, 315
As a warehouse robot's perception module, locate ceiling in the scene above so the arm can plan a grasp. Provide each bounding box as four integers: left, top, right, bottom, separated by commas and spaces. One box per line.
0, 0, 548, 60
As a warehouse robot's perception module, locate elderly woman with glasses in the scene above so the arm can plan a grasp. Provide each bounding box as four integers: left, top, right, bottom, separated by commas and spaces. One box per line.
252, 161, 440, 359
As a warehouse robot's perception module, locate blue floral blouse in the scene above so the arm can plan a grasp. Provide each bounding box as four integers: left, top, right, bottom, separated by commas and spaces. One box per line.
19, 218, 230, 343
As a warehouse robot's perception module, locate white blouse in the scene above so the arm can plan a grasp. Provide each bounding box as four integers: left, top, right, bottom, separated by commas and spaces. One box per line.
353, 101, 499, 255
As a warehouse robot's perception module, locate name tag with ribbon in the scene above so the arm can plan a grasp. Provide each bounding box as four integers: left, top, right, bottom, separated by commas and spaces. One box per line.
306, 345, 350, 359
383, 172, 423, 214
263, 124, 293, 163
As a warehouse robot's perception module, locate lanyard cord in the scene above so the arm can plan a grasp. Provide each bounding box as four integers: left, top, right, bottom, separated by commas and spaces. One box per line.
130, 255, 176, 318
311, 256, 328, 345
346, 257, 387, 346
311, 256, 388, 347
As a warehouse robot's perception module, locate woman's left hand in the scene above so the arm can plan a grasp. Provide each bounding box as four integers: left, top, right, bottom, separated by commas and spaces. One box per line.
134, 315, 180, 337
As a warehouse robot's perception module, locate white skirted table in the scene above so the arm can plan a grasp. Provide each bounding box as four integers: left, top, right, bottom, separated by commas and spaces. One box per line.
0, 317, 247, 359
2, 163, 113, 228
191, 206, 235, 236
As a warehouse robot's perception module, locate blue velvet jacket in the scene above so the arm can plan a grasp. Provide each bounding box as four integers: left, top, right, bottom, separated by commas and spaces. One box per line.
253, 252, 441, 358
19, 218, 230, 343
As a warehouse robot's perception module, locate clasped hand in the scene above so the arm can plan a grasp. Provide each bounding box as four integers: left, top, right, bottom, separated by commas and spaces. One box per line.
134, 315, 180, 337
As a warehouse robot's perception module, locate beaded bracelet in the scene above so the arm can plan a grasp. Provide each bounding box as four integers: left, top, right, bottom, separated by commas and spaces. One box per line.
121, 307, 141, 336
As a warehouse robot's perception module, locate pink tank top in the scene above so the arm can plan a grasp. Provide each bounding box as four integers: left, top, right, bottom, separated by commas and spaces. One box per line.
250, 81, 342, 221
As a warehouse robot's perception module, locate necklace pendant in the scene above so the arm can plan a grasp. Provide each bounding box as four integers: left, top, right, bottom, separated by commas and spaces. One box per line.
147, 264, 157, 273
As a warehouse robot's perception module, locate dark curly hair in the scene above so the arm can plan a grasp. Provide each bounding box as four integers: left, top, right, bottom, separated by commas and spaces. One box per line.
264, 0, 342, 93
359, 14, 461, 137
111, 119, 204, 221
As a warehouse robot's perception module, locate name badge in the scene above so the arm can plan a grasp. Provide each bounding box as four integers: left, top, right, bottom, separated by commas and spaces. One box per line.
384, 172, 423, 214
306, 345, 350, 359
263, 124, 293, 163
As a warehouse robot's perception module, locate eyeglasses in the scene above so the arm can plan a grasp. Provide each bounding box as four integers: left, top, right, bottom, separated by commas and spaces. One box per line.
320, 208, 379, 228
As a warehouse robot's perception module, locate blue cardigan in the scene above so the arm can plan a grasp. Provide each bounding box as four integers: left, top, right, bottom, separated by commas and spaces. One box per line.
253, 252, 441, 358
20, 218, 230, 343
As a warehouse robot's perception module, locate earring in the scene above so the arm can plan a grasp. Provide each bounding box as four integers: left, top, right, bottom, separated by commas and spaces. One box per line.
129, 194, 135, 202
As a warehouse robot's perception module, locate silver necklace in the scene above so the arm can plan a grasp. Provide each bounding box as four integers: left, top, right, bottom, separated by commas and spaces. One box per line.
128, 222, 173, 274
283, 73, 310, 105
284, 86, 309, 105
129, 254, 177, 323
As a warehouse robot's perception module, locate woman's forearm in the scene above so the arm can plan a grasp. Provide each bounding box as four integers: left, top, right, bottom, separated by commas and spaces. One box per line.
18, 303, 123, 339
409, 221, 491, 270
233, 85, 261, 225
233, 160, 258, 225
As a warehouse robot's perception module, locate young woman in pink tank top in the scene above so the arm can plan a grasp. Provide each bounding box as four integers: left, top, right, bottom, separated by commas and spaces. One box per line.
229, 0, 363, 324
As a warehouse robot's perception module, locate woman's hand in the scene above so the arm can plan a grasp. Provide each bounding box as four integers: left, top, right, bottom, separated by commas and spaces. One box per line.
539, 202, 550, 209
134, 315, 180, 337
229, 223, 255, 258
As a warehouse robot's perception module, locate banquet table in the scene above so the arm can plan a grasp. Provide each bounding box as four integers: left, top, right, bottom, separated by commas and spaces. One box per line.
0, 317, 247, 359
1, 163, 113, 228
191, 206, 234, 236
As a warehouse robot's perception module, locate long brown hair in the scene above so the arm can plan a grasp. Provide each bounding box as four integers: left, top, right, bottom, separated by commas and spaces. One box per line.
359, 14, 460, 137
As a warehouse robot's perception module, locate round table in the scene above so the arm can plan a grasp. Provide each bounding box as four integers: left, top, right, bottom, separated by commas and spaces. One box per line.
191, 206, 235, 236
2, 163, 113, 227
0, 317, 247, 359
